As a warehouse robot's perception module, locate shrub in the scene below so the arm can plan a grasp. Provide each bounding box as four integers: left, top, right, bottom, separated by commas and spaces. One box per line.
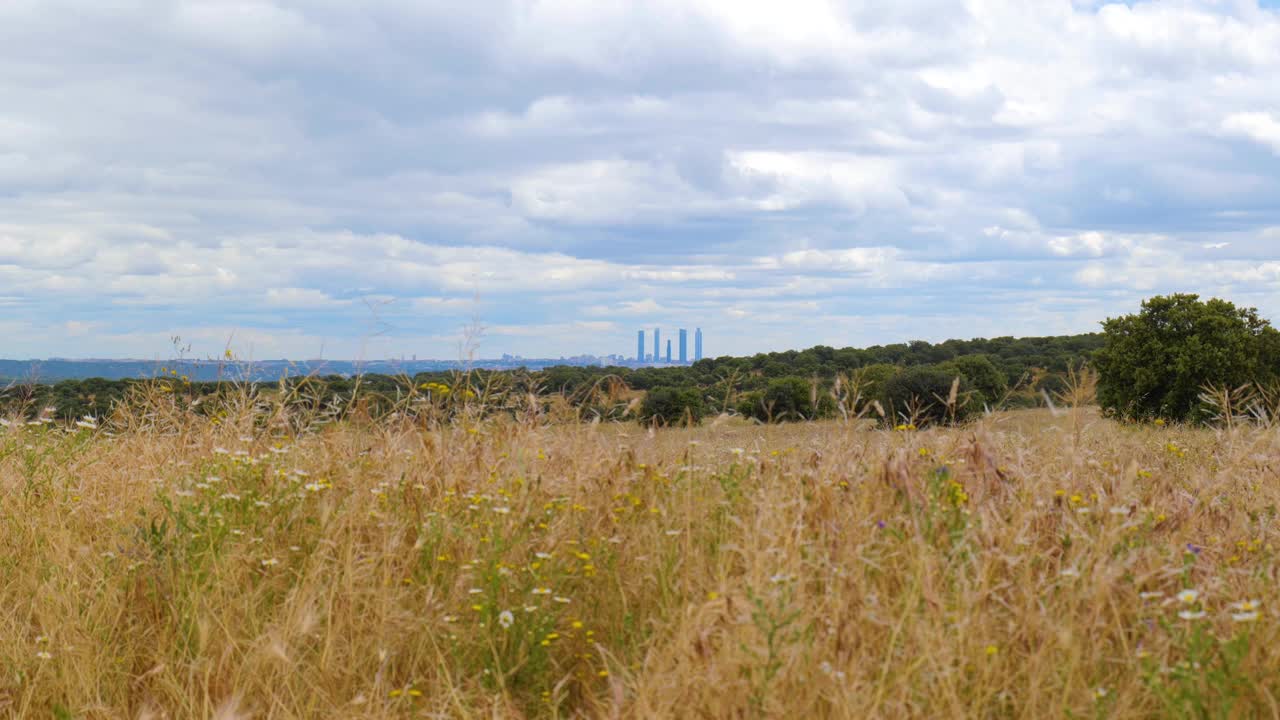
855, 363, 899, 401
640, 386, 705, 426
1034, 373, 1069, 397
881, 366, 973, 425
739, 377, 832, 422
937, 354, 1007, 408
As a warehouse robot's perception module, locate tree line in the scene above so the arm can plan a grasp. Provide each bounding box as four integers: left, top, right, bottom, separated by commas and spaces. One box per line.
0, 333, 1104, 426
5, 295, 1276, 428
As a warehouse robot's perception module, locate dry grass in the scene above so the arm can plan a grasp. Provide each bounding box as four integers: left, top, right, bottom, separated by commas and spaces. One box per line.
3, 402, 1280, 718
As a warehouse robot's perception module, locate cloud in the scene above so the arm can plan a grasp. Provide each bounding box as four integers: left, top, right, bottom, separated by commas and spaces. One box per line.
0, 228, 97, 270
264, 288, 351, 309
753, 247, 897, 272
1046, 232, 1134, 258
727, 151, 908, 213
509, 159, 712, 223
583, 299, 666, 318
0, 0, 1278, 358
411, 296, 473, 311
1222, 112, 1280, 154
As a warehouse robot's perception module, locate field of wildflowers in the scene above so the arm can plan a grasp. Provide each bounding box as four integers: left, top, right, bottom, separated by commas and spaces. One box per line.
2, 386, 1279, 718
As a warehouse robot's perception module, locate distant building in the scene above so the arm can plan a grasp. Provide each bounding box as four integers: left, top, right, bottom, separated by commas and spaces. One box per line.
636, 330, 645, 362
653, 328, 660, 365
665, 339, 672, 363
678, 329, 688, 364
695, 328, 703, 361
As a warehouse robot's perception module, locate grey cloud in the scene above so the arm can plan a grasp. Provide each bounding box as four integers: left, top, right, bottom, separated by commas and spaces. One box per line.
1, 0, 1279, 358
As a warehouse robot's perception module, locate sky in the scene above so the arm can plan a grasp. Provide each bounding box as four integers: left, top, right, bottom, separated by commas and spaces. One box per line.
2, 0, 1279, 361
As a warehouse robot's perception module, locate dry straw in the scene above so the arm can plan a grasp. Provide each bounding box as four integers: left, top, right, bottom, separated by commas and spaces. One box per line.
0, 370, 1278, 718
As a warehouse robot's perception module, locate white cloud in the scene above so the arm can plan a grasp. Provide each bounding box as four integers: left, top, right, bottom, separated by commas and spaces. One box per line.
64, 320, 96, 336
509, 159, 714, 223
0, 0, 1279, 358
1047, 232, 1129, 257
0, 229, 97, 270
410, 296, 473, 311
466, 95, 674, 139
727, 151, 907, 213
753, 247, 897, 272
621, 299, 663, 315
172, 1, 324, 59
1222, 112, 1280, 154
264, 287, 350, 309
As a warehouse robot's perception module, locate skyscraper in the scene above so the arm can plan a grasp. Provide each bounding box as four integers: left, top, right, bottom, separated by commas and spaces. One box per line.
678, 328, 687, 364
695, 328, 703, 361
637, 330, 645, 362
653, 328, 660, 365
665, 339, 672, 363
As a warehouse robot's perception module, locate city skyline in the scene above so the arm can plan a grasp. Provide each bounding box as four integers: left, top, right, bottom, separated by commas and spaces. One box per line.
634, 326, 704, 366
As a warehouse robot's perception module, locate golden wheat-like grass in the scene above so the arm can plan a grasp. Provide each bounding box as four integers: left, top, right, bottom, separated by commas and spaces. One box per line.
1, 403, 1279, 718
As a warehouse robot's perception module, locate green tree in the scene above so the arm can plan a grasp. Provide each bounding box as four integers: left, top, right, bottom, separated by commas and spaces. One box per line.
765, 377, 812, 420
1093, 294, 1280, 421
938, 354, 1008, 408
854, 363, 899, 404
881, 366, 972, 425
1033, 373, 1069, 398
639, 386, 705, 426
738, 376, 831, 422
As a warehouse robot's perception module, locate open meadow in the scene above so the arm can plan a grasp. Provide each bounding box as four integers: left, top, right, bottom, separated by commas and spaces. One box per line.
2, 400, 1279, 718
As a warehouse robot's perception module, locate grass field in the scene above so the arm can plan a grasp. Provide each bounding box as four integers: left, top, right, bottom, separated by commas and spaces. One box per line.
2, 399, 1279, 718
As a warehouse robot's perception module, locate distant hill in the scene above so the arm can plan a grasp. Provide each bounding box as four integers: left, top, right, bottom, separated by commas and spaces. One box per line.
0, 357, 611, 383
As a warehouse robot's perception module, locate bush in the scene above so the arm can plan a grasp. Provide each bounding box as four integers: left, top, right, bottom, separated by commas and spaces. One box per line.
1033, 373, 1069, 397
739, 377, 831, 422
1093, 294, 1280, 422
854, 363, 899, 402
881, 366, 973, 426
938, 354, 1007, 408
639, 386, 705, 426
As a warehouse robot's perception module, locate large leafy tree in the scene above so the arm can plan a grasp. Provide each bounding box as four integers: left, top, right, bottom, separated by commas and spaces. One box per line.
1093, 294, 1280, 421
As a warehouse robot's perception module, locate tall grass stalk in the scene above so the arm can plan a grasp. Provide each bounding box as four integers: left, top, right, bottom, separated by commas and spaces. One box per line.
0, 384, 1277, 717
